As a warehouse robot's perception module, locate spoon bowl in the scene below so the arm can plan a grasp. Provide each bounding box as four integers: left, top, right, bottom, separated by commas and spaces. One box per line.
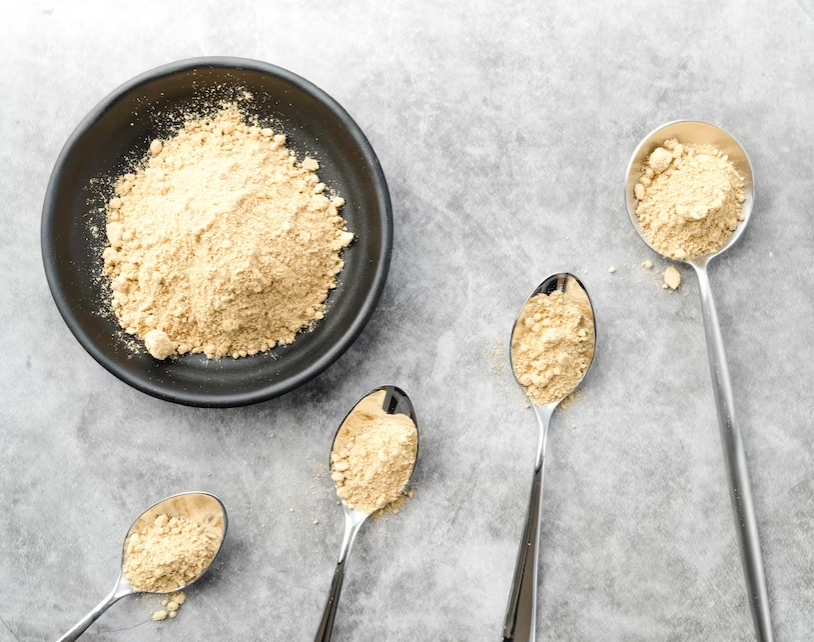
56, 492, 228, 642
122, 491, 228, 593
624, 120, 755, 265
332, 386, 419, 513
510, 272, 596, 399
503, 273, 596, 642
315, 385, 418, 642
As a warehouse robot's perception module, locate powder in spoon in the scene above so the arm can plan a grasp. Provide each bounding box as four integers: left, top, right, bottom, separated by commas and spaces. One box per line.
633, 138, 745, 260
330, 391, 418, 514
512, 288, 595, 406
102, 103, 353, 360
123, 514, 218, 593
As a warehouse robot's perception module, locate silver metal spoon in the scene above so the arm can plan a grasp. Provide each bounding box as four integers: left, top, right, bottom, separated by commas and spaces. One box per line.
314, 385, 419, 642
625, 120, 771, 642
503, 274, 596, 642
55, 492, 228, 642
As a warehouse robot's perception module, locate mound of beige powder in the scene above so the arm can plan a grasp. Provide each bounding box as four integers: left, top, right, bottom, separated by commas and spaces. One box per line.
633, 138, 745, 260
123, 514, 219, 593
330, 391, 418, 514
102, 103, 353, 360
512, 287, 595, 406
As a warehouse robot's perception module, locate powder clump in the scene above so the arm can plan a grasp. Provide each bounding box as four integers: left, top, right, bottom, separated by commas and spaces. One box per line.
331, 391, 418, 514
102, 103, 353, 360
634, 138, 745, 260
144, 329, 175, 360
512, 287, 595, 406
123, 514, 218, 593
152, 590, 186, 622
663, 266, 681, 290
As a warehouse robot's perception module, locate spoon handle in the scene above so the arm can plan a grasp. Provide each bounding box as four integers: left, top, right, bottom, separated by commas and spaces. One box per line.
694, 264, 773, 642
314, 510, 366, 642
502, 461, 545, 642
313, 558, 349, 642
55, 580, 129, 642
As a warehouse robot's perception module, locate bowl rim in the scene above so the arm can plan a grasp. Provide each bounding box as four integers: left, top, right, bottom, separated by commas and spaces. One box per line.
40, 56, 393, 408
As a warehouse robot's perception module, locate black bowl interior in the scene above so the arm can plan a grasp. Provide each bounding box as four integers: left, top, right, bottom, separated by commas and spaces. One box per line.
42, 58, 392, 407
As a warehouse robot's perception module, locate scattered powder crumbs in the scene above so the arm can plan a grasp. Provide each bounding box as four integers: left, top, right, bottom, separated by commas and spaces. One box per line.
663, 266, 682, 290
633, 138, 745, 260
485, 339, 505, 376
512, 287, 595, 406
152, 591, 186, 623
102, 103, 353, 360
641, 260, 653, 269
608, 266, 616, 273
330, 390, 418, 514
123, 514, 218, 593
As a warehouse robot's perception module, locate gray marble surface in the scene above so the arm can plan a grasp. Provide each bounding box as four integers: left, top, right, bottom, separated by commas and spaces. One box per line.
2, 1, 814, 640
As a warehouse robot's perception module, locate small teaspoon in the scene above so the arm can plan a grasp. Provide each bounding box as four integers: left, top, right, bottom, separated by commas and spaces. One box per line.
313, 385, 419, 642
502, 274, 596, 642
55, 492, 227, 642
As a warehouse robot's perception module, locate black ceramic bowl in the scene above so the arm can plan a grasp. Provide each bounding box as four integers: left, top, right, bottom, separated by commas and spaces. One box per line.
42, 57, 392, 407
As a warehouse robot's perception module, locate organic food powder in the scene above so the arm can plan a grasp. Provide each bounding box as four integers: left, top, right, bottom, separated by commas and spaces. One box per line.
123, 514, 218, 593
331, 391, 418, 514
633, 138, 745, 260
102, 103, 353, 360
512, 288, 595, 406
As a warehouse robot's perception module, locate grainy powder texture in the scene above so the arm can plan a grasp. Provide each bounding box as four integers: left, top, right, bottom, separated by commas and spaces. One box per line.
512, 288, 595, 406
102, 104, 353, 359
634, 138, 745, 260
123, 514, 218, 593
331, 391, 418, 514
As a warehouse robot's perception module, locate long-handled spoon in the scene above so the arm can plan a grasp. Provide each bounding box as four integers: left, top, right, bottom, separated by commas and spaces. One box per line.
625, 120, 771, 642
503, 274, 596, 642
314, 385, 419, 642
55, 492, 228, 642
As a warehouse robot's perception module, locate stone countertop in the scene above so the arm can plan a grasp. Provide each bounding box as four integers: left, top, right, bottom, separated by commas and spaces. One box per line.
2, 1, 813, 640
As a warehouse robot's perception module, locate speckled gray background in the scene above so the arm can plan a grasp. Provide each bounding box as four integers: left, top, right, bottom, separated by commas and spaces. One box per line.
2, 1, 813, 641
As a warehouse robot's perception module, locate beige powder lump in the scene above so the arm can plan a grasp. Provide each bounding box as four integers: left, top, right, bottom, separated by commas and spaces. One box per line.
331, 391, 418, 514
663, 266, 681, 290
123, 514, 218, 593
634, 138, 745, 260
512, 289, 595, 406
152, 590, 187, 622
102, 103, 353, 360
